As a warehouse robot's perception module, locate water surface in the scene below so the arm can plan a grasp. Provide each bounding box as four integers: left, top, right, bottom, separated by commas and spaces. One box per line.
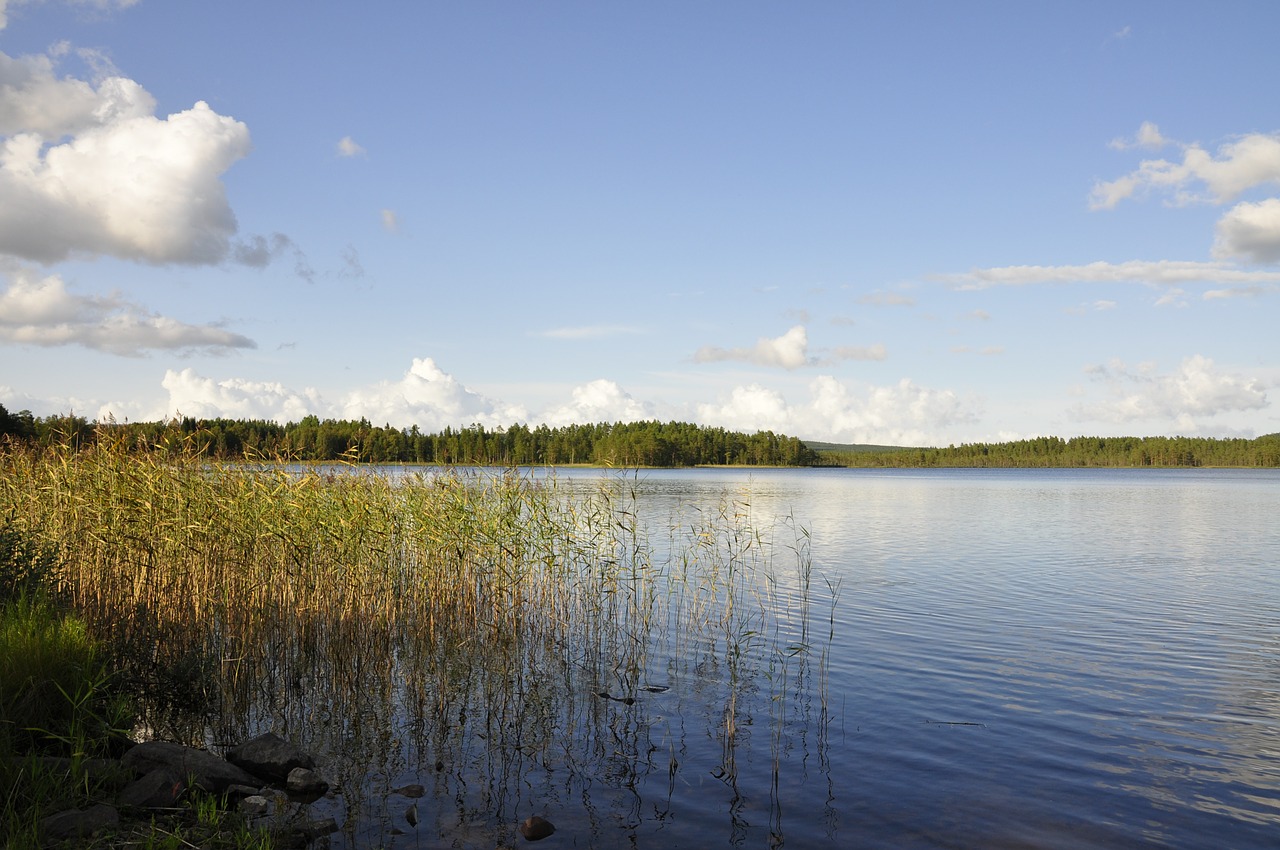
275, 467, 1280, 848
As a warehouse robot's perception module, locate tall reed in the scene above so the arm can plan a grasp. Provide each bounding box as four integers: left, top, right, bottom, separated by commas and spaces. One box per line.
1, 436, 833, 844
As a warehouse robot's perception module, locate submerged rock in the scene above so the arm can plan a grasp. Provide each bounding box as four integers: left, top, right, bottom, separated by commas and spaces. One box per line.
520, 815, 555, 841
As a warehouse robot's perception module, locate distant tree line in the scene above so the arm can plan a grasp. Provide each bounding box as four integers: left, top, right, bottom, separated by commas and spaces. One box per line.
0, 405, 819, 467
816, 434, 1280, 468
4, 404, 1278, 467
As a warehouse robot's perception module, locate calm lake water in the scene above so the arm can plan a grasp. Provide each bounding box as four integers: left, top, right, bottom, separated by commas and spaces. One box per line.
283, 467, 1280, 849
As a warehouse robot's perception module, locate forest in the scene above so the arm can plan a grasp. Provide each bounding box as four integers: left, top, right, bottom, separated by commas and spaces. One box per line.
0, 406, 819, 467
2, 404, 1277, 467
817, 434, 1280, 468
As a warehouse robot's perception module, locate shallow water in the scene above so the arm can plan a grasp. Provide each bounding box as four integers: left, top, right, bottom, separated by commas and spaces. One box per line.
258, 467, 1280, 848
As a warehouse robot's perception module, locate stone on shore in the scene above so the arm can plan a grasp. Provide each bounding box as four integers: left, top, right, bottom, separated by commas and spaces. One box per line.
226, 732, 316, 783
117, 766, 187, 809
121, 741, 260, 795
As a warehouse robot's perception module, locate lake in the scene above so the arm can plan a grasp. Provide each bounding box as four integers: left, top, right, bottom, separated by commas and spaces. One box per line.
271, 466, 1280, 848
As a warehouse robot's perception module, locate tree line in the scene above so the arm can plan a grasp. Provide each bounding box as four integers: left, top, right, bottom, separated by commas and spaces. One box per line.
0, 406, 819, 467
817, 434, 1280, 468
3, 404, 1277, 467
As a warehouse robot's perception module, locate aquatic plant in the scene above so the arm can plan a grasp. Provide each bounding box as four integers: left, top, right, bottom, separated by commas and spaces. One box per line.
0, 437, 834, 846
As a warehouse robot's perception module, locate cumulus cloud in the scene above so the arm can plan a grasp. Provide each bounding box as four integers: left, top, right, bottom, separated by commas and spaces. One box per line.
1213, 197, 1280, 264
0, 268, 256, 355
0, 46, 253, 265
539, 379, 654, 427
943, 260, 1280, 290
144, 358, 528, 430
339, 358, 527, 430
147, 369, 326, 424
694, 325, 813, 370
696, 375, 978, 446
1091, 130, 1280, 209
1073, 355, 1267, 425
337, 136, 365, 157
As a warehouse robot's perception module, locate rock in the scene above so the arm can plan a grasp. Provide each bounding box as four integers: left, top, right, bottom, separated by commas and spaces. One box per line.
121, 741, 260, 796
285, 766, 329, 797
240, 795, 270, 817
117, 766, 187, 809
226, 732, 316, 783
520, 815, 555, 841
41, 803, 119, 841
224, 783, 262, 800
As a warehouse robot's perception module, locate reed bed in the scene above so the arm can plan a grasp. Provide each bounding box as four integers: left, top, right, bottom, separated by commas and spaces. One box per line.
1, 436, 832, 844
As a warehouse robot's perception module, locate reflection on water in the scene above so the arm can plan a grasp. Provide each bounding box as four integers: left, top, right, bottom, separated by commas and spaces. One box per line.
220, 467, 1280, 848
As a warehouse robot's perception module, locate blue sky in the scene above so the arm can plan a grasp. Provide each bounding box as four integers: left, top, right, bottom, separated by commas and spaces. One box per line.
2, 1, 1277, 446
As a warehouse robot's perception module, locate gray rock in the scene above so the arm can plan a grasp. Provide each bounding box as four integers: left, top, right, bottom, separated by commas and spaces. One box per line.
225, 783, 263, 800
240, 795, 270, 816
41, 803, 119, 841
121, 741, 259, 795
117, 766, 187, 809
227, 732, 316, 783
285, 766, 329, 796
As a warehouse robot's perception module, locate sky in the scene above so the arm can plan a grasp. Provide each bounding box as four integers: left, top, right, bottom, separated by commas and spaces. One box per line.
1, 1, 1278, 447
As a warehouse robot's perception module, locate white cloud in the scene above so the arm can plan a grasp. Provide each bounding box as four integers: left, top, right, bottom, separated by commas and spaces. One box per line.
694, 325, 813, 370
0, 268, 256, 355
1213, 197, 1280, 264
943, 260, 1280, 290
0, 45, 252, 265
1108, 121, 1167, 152
337, 136, 365, 157
143, 358, 528, 430
539, 379, 654, 426
339, 357, 527, 430
1073, 355, 1268, 424
1091, 131, 1280, 209
82, 356, 983, 446
696, 375, 978, 445
141, 369, 325, 425
380, 208, 398, 233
